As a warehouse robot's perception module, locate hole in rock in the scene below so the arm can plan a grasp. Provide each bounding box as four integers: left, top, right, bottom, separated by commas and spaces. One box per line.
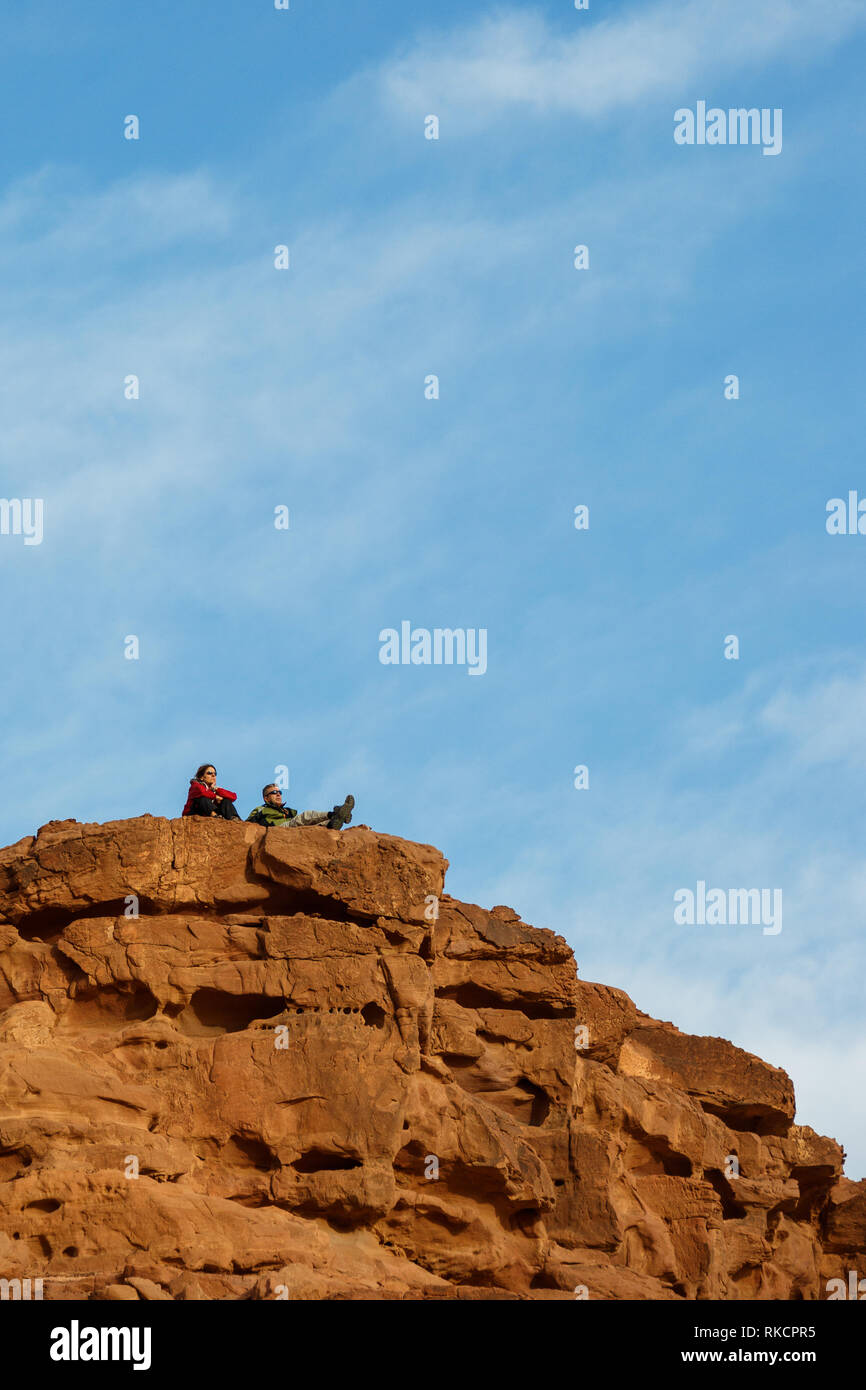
224, 1135, 279, 1173
625, 1135, 693, 1178
298, 1210, 360, 1233
62, 985, 159, 1027
393, 1141, 427, 1172
509, 1207, 542, 1236
24, 1198, 61, 1213
186, 990, 286, 1034
361, 1003, 387, 1029
291, 1149, 363, 1173
124, 987, 160, 1022
63, 1246, 79, 1257
0, 1149, 29, 1180
704, 1168, 747, 1220
244, 878, 369, 926
15, 897, 158, 942
436, 984, 569, 1019
699, 1100, 789, 1138
56, 956, 90, 989
661, 1152, 693, 1178
791, 1164, 836, 1221
520, 1079, 551, 1127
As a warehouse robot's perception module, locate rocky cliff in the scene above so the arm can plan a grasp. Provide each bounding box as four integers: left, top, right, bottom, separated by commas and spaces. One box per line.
0, 816, 862, 1300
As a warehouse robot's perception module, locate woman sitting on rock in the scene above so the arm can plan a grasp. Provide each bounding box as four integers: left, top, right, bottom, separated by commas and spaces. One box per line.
181, 764, 241, 820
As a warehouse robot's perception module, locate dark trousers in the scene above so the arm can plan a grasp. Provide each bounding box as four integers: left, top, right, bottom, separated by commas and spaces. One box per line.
188, 796, 240, 820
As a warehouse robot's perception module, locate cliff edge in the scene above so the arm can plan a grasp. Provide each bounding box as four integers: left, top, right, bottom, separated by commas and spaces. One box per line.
0, 815, 862, 1300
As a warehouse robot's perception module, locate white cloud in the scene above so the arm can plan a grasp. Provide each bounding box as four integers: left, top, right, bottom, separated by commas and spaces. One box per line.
760, 670, 866, 768
380, 0, 864, 125
0, 168, 237, 266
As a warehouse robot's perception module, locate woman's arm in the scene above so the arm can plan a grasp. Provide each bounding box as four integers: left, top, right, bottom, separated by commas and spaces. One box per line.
215, 787, 237, 801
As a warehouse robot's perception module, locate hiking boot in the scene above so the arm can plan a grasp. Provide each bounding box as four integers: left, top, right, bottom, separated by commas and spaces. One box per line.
327, 794, 354, 830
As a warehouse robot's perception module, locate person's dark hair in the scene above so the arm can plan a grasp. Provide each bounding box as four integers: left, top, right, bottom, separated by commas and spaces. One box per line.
262, 784, 278, 799
195, 764, 216, 781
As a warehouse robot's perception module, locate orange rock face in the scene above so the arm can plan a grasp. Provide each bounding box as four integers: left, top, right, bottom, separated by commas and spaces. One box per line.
0, 816, 861, 1300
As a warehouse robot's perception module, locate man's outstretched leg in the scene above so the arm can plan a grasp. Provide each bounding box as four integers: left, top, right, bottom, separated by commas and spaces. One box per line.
280, 797, 354, 829
282, 809, 330, 827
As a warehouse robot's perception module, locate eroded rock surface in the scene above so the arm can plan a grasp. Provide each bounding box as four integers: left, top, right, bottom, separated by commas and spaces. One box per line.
0, 816, 860, 1300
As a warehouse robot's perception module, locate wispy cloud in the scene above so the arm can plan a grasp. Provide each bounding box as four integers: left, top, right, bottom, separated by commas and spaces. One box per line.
0, 169, 237, 275
379, 0, 865, 125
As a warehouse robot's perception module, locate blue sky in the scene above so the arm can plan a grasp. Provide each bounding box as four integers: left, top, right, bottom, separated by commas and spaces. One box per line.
1, 0, 865, 1175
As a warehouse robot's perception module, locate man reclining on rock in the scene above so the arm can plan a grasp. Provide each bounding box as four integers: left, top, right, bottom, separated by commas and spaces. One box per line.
246, 783, 354, 831
182, 764, 241, 819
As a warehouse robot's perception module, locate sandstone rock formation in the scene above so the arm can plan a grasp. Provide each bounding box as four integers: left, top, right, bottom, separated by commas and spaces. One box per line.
0, 816, 862, 1300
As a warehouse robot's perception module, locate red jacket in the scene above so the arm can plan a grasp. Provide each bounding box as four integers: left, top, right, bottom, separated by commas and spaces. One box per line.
182, 780, 238, 816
